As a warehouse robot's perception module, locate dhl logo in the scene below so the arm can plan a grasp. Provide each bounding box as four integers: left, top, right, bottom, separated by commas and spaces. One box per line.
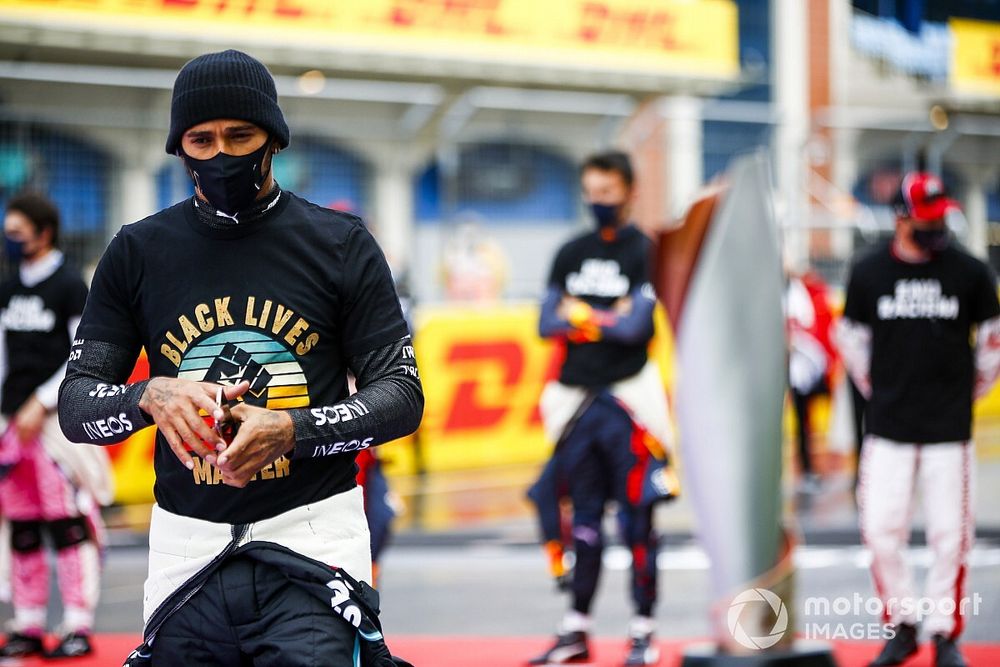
389, 0, 505, 34
442, 340, 550, 431
578, 3, 680, 49
161, 0, 316, 19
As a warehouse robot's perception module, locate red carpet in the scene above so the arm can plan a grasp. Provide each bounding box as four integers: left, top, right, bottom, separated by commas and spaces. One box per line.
2, 634, 998, 666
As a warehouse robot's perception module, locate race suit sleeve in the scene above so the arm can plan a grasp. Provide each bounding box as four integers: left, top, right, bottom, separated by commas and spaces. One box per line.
539, 286, 573, 339
597, 283, 656, 345
287, 335, 423, 458
58, 338, 152, 445
539, 243, 575, 340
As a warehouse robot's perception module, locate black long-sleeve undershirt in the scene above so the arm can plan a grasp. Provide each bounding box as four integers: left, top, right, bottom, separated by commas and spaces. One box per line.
58, 336, 423, 458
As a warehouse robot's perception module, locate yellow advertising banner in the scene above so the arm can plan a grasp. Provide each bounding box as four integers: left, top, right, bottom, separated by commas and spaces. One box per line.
387, 303, 675, 475
0, 0, 739, 79
951, 18, 1000, 97
105, 304, 676, 503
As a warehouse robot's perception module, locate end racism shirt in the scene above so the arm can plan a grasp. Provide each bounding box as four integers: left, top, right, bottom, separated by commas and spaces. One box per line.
0, 262, 88, 415
547, 225, 654, 387
843, 242, 1000, 443
75, 193, 409, 523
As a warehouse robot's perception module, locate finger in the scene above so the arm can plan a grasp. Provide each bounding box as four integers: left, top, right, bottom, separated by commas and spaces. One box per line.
226, 452, 265, 481
216, 426, 252, 468
223, 381, 251, 401
191, 386, 224, 421
228, 403, 250, 421
180, 405, 227, 452
175, 403, 225, 453
221, 460, 253, 480
160, 426, 195, 471
171, 416, 215, 459
221, 470, 250, 488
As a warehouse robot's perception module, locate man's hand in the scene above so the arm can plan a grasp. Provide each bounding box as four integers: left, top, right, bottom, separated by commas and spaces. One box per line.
139, 378, 249, 470
213, 404, 294, 488
612, 296, 633, 315
14, 396, 47, 444
560, 297, 616, 343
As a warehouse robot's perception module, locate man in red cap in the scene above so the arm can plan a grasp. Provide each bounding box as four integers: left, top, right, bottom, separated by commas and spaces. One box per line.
836, 172, 1000, 667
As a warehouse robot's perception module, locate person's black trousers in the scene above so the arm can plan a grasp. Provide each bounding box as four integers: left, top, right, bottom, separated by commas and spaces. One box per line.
151, 554, 357, 666
561, 392, 658, 618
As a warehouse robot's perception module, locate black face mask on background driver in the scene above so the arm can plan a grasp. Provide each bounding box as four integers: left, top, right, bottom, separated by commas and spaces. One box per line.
590, 202, 622, 230
182, 139, 272, 217
912, 226, 950, 254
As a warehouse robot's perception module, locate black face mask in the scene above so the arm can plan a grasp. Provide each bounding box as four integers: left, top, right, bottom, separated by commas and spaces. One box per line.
912, 227, 950, 253
590, 202, 621, 230
4, 237, 26, 263
3, 234, 41, 264
182, 140, 272, 216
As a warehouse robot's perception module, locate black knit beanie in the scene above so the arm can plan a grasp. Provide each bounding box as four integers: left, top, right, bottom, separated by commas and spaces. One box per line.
165, 49, 290, 155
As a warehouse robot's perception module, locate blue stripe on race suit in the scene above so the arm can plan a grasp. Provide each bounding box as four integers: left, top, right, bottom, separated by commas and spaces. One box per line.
360, 628, 384, 642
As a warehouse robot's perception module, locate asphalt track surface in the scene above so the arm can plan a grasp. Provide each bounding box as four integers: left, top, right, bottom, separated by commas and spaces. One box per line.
1, 635, 1000, 667
0, 537, 997, 665
1, 462, 999, 664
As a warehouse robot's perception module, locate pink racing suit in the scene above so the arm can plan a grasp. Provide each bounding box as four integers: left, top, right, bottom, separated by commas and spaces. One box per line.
0, 424, 104, 636
0, 250, 101, 636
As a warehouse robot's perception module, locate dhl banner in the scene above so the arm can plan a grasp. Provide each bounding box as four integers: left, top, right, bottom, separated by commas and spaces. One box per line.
106, 303, 676, 504
376, 303, 674, 475
950, 18, 1000, 97
0, 0, 739, 80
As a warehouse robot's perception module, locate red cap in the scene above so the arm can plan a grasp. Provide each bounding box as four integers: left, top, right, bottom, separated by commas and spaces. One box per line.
898, 172, 959, 222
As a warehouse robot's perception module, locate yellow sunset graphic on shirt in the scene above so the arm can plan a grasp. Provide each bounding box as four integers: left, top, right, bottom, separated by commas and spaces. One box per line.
176, 330, 309, 410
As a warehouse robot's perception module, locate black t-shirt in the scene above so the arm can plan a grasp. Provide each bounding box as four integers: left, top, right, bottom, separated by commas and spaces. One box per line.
76, 193, 409, 523
843, 242, 1000, 443
547, 225, 654, 387
0, 262, 88, 416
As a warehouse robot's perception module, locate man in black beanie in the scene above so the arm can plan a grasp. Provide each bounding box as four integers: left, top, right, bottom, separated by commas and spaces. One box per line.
57, 49, 423, 666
